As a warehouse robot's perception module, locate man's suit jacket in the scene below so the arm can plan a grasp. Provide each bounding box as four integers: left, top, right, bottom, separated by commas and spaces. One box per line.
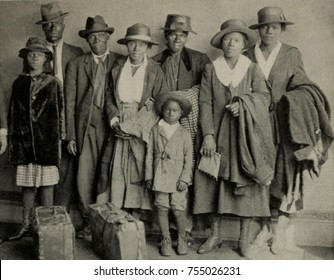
65, 51, 123, 154
61, 42, 84, 81
45, 42, 83, 82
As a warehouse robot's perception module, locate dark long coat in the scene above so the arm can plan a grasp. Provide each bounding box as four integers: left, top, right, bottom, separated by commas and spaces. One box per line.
8, 73, 64, 166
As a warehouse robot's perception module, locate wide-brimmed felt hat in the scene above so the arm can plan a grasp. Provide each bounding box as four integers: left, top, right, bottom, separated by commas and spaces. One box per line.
154, 91, 192, 118
249, 6, 294, 29
79, 15, 115, 38
159, 14, 197, 34
19, 37, 53, 59
117, 23, 159, 45
35, 1, 69, 25
211, 19, 257, 49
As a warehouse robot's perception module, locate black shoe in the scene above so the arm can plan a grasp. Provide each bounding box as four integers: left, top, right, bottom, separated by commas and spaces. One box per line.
76, 225, 92, 240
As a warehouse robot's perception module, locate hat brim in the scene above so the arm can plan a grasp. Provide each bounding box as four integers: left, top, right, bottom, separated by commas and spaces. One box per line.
159, 27, 197, 35
210, 27, 257, 49
117, 35, 159, 46
249, 21, 294, 30
19, 47, 53, 59
154, 92, 192, 118
35, 12, 69, 25
79, 27, 115, 38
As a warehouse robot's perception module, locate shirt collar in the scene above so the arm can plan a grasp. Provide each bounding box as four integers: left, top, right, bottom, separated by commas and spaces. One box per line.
92, 49, 110, 64
46, 39, 63, 48
125, 54, 148, 69
158, 119, 180, 128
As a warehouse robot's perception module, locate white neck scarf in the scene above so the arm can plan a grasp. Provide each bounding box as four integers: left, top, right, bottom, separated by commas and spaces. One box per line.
158, 119, 180, 140
213, 54, 251, 88
254, 41, 282, 79
118, 55, 148, 103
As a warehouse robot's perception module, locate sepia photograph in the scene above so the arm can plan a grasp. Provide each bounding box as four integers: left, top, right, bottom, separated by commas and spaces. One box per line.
0, 0, 333, 269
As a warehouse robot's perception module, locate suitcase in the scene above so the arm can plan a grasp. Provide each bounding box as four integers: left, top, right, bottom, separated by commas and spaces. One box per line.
33, 206, 75, 260
88, 202, 146, 260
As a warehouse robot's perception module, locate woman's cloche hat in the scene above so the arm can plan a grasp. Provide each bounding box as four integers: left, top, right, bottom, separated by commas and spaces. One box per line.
35, 1, 69, 25
249, 6, 294, 29
117, 23, 159, 45
19, 37, 53, 59
79, 15, 115, 38
160, 14, 197, 34
154, 91, 192, 118
211, 19, 257, 49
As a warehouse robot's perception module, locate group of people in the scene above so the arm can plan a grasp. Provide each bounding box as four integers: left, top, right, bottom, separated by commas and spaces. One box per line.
0, 2, 332, 259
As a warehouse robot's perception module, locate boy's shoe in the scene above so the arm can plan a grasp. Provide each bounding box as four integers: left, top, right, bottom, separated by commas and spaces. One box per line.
177, 236, 188, 255
76, 224, 92, 240
160, 236, 173, 257
185, 231, 196, 245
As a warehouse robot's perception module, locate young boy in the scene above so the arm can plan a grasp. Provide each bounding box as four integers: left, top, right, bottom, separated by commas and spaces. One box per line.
145, 91, 193, 256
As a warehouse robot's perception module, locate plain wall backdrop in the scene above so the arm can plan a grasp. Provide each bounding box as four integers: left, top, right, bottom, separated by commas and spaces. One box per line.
0, 0, 334, 213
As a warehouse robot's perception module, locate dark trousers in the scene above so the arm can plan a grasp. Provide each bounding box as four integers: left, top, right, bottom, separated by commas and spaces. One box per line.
77, 107, 106, 222
54, 142, 76, 211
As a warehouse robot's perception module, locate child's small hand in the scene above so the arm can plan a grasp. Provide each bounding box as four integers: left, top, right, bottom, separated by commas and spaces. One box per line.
177, 180, 188, 192
145, 179, 153, 190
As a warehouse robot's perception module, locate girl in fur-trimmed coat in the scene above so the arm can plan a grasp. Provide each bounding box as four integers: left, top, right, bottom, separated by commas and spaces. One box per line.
7, 37, 64, 241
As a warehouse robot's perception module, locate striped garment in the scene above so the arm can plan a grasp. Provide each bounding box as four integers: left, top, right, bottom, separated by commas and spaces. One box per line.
16, 163, 59, 187
179, 85, 200, 176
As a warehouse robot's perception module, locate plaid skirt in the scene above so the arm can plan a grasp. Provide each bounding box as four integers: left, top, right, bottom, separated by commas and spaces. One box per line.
16, 163, 59, 187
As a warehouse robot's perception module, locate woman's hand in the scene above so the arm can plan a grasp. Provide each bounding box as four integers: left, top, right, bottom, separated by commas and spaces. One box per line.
145, 179, 153, 190
67, 140, 77, 156
226, 102, 240, 117
0, 135, 7, 155
112, 122, 132, 139
177, 180, 188, 192
201, 134, 216, 157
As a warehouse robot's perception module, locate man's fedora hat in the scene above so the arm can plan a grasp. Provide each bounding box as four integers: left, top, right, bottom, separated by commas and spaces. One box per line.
211, 19, 257, 49
160, 14, 197, 34
117, 23, 159, 45
249, 6, 294, 29
35, 1, 69, 25
19, 37, 53, 59
79, 15, 115, 38
154, 91, 192, 118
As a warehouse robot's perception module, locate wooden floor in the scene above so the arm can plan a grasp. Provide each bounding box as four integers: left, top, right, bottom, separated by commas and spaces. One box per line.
0, 222, 333, 260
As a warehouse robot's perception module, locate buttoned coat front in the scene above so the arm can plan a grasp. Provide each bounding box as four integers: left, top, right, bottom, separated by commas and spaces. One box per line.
65, 51, 123, 154
145, 124, 193, 193
246, 43, 308, 144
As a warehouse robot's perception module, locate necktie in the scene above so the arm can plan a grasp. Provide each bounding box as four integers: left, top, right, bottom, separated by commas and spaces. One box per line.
93, 57, 106, 108
52, 44, 58, 76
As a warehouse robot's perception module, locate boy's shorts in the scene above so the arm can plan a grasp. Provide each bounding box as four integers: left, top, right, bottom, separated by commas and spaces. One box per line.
154, 190, 187, 211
